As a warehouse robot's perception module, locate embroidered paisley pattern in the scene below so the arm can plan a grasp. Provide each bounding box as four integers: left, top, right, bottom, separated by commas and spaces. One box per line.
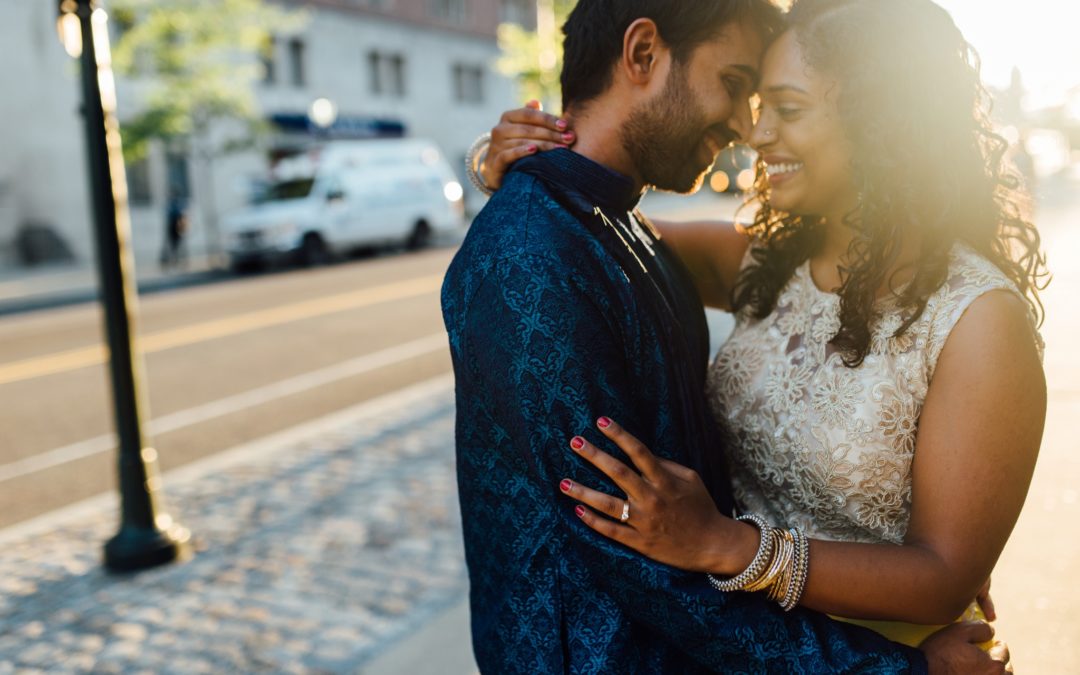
709, 244, 1043, 545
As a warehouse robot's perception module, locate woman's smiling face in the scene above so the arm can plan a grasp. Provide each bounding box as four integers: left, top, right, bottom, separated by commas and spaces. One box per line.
749, 30, 859, 221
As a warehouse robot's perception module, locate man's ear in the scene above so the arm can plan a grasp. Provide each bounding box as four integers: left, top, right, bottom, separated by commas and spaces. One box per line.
621, 18, 667, 86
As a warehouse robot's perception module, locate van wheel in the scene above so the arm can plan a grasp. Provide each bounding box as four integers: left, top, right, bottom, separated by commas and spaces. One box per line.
299, 233, 330, 267
406, 220, 432, 251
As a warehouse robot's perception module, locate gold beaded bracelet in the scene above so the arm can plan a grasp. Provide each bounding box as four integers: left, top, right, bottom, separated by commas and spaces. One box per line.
744, 529, 786, 594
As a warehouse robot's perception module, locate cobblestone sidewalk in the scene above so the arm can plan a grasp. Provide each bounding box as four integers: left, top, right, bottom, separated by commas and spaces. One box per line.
0, 380, 468, 673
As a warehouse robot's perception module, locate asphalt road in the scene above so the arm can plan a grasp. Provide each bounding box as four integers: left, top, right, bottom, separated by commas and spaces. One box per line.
0, 189, 744, 532
0, 247, 458, 529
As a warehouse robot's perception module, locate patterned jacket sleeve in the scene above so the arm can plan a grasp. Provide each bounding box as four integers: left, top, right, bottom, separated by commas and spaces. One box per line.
461, 254, 928, 674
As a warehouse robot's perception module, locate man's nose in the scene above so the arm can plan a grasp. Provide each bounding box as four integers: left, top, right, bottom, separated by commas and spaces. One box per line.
729, 98, 754, 144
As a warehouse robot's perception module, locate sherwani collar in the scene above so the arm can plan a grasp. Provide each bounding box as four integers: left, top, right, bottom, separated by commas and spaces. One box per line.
511, 148, 644, 217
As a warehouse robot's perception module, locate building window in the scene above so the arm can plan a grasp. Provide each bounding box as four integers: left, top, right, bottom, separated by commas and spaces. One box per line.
428, 0, 467, 24
126, 157, 152, 206
261, 36, 277, 85
166, 152, 192, 200
288, 38, 306, 88
500, 0, 534, 27
368, 51, 406, 98
453, 64, 484, 104
368, 51, 382, 94
389, 55, 406, 97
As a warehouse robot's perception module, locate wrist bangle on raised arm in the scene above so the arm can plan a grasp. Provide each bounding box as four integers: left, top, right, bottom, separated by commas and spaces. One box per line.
465, 132, 494, 197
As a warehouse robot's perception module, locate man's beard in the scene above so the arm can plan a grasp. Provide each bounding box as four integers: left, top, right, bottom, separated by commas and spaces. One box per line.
620, 64, 730, 194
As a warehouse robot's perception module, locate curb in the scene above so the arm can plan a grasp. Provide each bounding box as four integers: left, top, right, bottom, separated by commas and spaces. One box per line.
0, 268, 231, 318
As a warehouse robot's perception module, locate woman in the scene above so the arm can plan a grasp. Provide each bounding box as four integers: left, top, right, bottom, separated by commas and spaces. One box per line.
476, 0, 1047, 649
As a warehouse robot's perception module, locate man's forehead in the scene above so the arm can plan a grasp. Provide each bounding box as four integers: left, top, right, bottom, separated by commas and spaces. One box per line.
693, 22, 766, 75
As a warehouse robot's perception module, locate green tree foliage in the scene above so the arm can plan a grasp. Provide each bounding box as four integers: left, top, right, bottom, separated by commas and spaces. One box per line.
495, 0, 576, 113
110, 0, 306, 162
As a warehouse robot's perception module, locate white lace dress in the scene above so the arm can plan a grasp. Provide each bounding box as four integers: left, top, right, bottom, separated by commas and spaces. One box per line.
706, 243, 1042, 643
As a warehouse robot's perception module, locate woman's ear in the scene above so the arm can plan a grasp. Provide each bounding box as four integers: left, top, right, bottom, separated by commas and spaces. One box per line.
622, 18, 667, 86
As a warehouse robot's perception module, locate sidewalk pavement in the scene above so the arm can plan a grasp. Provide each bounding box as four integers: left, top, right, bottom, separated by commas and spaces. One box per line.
0, 376, 479, 674
0, 229, 472, 318
0, 254, 226, 317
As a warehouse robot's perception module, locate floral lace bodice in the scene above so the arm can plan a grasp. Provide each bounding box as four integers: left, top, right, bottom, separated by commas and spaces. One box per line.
707, 244, 1042, 544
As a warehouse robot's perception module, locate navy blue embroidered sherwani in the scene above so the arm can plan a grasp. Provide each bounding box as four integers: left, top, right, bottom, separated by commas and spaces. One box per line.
442, 150, 926, 674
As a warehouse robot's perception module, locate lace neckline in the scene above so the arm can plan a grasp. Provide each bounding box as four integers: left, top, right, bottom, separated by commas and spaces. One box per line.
793, 259, 909, 313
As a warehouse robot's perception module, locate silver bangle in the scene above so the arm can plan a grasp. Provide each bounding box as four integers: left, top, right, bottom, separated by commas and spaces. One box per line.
707, 513, 774, 593
465, 132, 494, 197
780, 527, 810, 611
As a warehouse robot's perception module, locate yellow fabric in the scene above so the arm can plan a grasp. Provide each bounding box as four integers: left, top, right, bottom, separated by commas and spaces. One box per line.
832, 602, 993, 649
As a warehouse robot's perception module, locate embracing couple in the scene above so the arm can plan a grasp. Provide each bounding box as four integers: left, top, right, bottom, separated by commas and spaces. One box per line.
442, 0, 1047, 672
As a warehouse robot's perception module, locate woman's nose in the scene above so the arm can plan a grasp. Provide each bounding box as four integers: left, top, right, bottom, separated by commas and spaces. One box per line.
748, 121, 774, 151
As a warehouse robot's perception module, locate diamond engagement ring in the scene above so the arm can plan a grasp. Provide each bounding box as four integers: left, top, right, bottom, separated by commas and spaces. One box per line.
620, 501, 630, 523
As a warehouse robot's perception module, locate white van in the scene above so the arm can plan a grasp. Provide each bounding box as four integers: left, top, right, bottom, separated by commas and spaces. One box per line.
223, 138, 465, 269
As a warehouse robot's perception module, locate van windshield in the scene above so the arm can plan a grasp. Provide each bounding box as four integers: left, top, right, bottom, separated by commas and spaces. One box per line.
258, 178, 315, 203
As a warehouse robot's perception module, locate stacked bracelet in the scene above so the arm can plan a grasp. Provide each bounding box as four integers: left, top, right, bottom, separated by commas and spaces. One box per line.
706, 513, 773, 593
465, 132, 494, 197
746, 528, 788, 596
706, 513, 811, 612
779, 527, 810, 611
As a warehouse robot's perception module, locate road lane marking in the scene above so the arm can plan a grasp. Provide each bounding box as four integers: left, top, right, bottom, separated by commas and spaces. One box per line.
0, 373, 455, 544
0, 333, 449, 484
0, 274, 444, 386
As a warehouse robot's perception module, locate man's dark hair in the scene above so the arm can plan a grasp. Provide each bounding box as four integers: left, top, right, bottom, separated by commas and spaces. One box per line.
560, 0, 783, 110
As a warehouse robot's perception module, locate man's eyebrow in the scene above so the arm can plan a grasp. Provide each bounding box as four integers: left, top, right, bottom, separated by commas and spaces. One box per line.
732, 64, 761, 88
765, 84, 811, 96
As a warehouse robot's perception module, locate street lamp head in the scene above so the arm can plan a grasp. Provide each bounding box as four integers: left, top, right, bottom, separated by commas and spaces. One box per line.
56, 0, 83, 58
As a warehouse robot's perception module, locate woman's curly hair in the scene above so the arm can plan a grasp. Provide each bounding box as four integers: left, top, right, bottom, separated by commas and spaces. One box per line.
732, 0, 1048, 367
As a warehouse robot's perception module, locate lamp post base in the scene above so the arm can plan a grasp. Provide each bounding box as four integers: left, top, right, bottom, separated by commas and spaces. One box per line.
104, 523, 192, 573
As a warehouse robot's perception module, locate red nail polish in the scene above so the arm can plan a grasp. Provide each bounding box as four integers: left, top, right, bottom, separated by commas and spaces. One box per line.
597, 417, 612, 429
575, 505, 586, 518
528, 144, 538, 153
556, 119, 568, 130
560, 479, 573, 492
562, 133, 574, 142
570, 436, 585, 450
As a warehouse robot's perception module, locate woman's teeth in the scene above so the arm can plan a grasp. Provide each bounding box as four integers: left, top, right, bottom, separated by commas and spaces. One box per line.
766, 162, 804, 177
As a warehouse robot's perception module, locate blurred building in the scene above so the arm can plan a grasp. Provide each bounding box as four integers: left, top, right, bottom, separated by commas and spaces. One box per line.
0, 0, 535, 270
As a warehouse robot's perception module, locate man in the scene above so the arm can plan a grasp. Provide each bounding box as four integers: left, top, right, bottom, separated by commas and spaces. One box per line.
443, 1, 1005, 672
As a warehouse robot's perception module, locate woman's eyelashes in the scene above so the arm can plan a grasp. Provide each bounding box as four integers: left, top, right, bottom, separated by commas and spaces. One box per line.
759, 100, 804, 122
776, 105, 803, 121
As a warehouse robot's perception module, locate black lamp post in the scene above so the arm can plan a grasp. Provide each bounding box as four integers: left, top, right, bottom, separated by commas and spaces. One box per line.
56, 0, 191, 572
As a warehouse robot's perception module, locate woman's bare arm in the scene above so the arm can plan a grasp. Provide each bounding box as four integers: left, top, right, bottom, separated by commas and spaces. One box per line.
795, 290, 1045, 623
